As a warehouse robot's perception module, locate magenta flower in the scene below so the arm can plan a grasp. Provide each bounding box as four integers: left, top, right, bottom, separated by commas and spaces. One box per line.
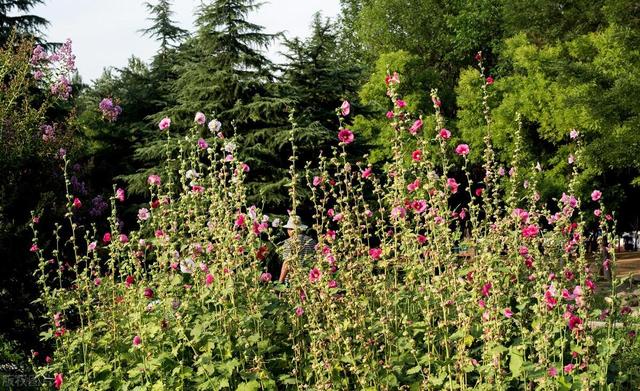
125, 275, 134, 287
409, 119, 423, 135
563, 363, 574, 373
194, 112, 206, 125
341, 100, 350, 116
486, 76, 494, 85
455, 144, 470, 156
119, 234, 129, 244
54, 373, 64, 389
295, 306, 304, 317
206, 273, 214, 286
503, 308, 513, 318
328, 280, 338, 288
312, 176, 322, 186
407, 178, 420, 192
568, 314, 583, 331
361, 167, 372, 178
158, 117, 171, 130
143, 288, 153, 299
369, 248, 382, 260
548, 367, 558, 377
72, 197, 82, 209
386, 111, 394, 119
115, 188, 125, 202
30, 243, 38, 252
481, 282, 492, 297
521, 225, 539, 238
412, 149, 422, 162
309, 268, 322, 283
103, 232, 111, 243
447, 178, 459, 194
234, 213, 245, 227
438, 128, 451, 139
147, 175, 161, 186
591, 190, 602, 201
395, 99, 407, 108
132, 335, 142, 346
94, 277, 101, 286
417, 235, 427, 244
197, 138, 208, 150
260, 272, 272, 282
338, 129, 354, 144
412, 200, 427, 213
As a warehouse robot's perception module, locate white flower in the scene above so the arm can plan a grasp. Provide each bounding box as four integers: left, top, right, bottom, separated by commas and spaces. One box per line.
224, 142, 236, 153
272, 218, 281, 228
180, 257, 195, 274
208, 119, 222, 133
186, 170, 200, 180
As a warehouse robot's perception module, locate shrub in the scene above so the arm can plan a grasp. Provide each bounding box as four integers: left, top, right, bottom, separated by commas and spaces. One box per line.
31, 64, 639, 390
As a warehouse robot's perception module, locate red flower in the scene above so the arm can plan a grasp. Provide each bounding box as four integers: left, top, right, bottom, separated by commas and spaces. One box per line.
338, 129, 354, 144
102, 232, 111, 243
54, 373, 63, 389
72, 197, 82, 209
486, 76, 494, 85
412, 149, 422, 162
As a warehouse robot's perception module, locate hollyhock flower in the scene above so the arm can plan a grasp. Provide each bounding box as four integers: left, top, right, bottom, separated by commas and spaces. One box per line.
481, 282, 492, 297
119, 234, 129, 244
486, 76, 494, 85
333, 213, 343, 222
30, 243, 38, 252
260, 272, 272, 282
386, 111, 394, 119
568, 315, 583, 331
125, 275, 134, 287
509, 167, 516, 176
148, 175, 161, 186
295, 306, 304, 317
417, 234, 427, 244
341, 100, 350, 116
158, 117, 171, 130
88, 241, 97, 252
309, 268, 322, 283
73, 197, 82, 208
369, 248, 382, 260
519, 246, 529, 256
234, 213, 245, 227
362, 167, 372, 178
474, 51, 482, 62
585, 279, 596, 291
475, 187, 484, 196
594, 209, 601, 217
328, 279, 338, 288
459, 209, 467, 220
548, 367, 558, 377
133, 335, 142, 346
197, 138, 208, 149
432, 96, 441, 107
412, 200, 427, 213
206, 273, 214, 286
455, 144, 470, 156
391, 206, 406, 219
103, 232, 111, 243
563, 364, 574, 373
325, 230, 336, 241
412, 149, 422, 162
364, 209, 373, 218
521, 225, 539, 238
621, 306, 632, 315
155, 229, 165, 239
94, 277, 101, 286
438, 128, 451, 139
407, 178, 420, 192
478, 299, 485, 308
498, 167, 505, 176
504, 308, 513, 318
138, 208, 150, 221
115, 188, 125, 202
143, 288, 153, 299
605, 214, 613, 221
180, 257, 195, 274
208, 119, 222, 133
568, 154, 575, 164
338, 129, 354, 144
447, 178, 459, 194
54, 373, 63, 389
564, 269, 575, 281
591, 190, 602, 201
395, 99, 407, 108
32, 216, 40, 224
409, 119, 423, 135
194, 112, 206, 125
570, 129, 579, 139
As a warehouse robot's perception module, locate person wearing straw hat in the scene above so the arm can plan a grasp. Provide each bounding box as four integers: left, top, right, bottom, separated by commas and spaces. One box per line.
278, 215, 317, 283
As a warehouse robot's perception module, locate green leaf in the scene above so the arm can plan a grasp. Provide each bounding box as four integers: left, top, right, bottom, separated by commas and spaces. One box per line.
406, 365, 422, 375
236, 380, 260, 391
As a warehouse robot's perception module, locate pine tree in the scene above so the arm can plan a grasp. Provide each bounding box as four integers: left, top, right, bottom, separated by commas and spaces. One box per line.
140, 0, 188, 53
0, 0, 48, 44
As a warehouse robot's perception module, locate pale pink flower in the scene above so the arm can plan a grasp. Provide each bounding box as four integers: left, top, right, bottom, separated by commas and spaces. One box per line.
260, 272, 272, 282
119, 234, 129, 244
594, 209, 601, 217
391, 206, 406, 219
88, 241, 97, 252
194, 112, 206, 125
407, 178, 420, 192
409, 119, 423, 135
341, 100, 350, 116
138, 208, 150, 221
148, 175, 161, 186
563, 363, 574, 373
569, 129, 579, 139
158, 117, 171, 130
115, 188, 125, 202
312, 176, 322, 186
591, 190, 602, 201
197, 138, 208, 149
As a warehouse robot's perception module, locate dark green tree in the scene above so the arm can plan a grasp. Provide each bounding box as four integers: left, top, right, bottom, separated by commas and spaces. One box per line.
140, 0, 188, 53
0, 0, 48, 44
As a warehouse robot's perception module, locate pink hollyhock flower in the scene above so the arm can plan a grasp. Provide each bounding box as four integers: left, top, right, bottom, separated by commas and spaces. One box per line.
412, 200, 427, 213
521, 225, 539, 238
407, 178, 420, 192
391, 206, 406, 219
432, 96, 441, 107
32, 216, 40, 224
242, 163, 250, 173
585, 279, 596, 291
475, 187, 484, 196
605, 214, 613, 221
332, 213, 343, 222
369, 248, 382, 260
417, 234, 427, 244
478, 299, 485, 308
158, 117, 171, 130
409, 119, 423, 135
563, 363, 574, 373
325, 230, 336, 240
569, 129, 579, 139
328, 280, 338, 288
447, 177, 459, 194
503, 308, 513, 318
88, 241, 97, 252
94, 277, 101, 286
568, 314, 583, 331
115, 188, 125, 202
591, 190, 602, 201
361, 167, 372, 178
295, 306, 304, 317
119, 234, 129, 244
125, 275, 134, 287
148, 174, 161, 186
519, 246, 529, 256
386, 111, 394, 119
197, 138, 208, 149
260, 272, 272, 282
338, 129, 354, 144
205, 273, 214, 286
72, 197, 82, 209
486, 76, 494, 85
459, 209, 467, 220
30, 243, 38, 252
54, 373, 63, 389
481, 282, 492, 297
143, 288, 153, 299
154, 229, 165, 238
474, 51, 482, 62
395, 99, 407, 108
412, 149, 422, 162
133, 335, 142, 346
548, 367, 558, 377
103, 232, 111, 243
138, 208, 150, 221
234, 213, 245, 227
312, 176, 322, 186
341, 100, 350, 116
327, 208, 335, 217
594, 209, 601, 217
194, 112, 206, 125
309, 268, 322, 283
564, 269, 575, 281
455, 144, 470, 156
438, 128, 451, 139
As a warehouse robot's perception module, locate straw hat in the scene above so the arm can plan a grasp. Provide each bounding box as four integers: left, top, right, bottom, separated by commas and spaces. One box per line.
283, 215, 307, 230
